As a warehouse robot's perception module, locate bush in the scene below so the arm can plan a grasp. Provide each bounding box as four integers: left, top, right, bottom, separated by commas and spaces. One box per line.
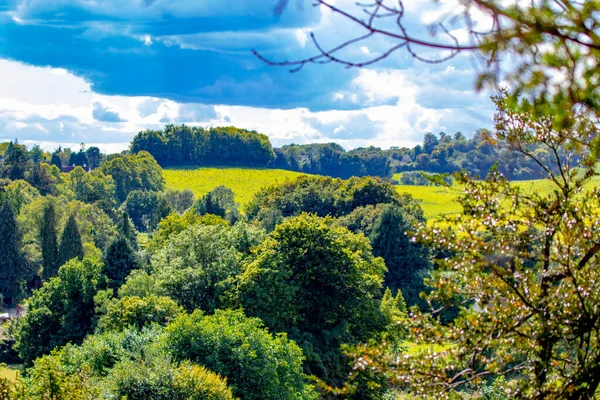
106, 357, 234, 400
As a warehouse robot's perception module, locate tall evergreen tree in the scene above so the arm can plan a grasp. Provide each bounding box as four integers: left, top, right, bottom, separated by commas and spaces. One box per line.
102, 236, 138, 289
117, 210, 138, 250
370, 204, 431, 308
58, 215, 84, 266
40, 201, 60, 280
0, 201, 27, 304
50, 152, 62, 169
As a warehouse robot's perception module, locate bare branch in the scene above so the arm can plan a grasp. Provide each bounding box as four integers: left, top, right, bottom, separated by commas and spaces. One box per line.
255, 0, 483, 71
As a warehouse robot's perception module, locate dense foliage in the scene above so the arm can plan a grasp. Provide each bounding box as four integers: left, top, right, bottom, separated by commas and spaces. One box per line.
270, 142, 393, 178
232, 214, 391, 385
164, 309, 316, 400
131, 124, 276, 167
14, 258, 104, 365
149, 222, 264, 312
246, 175, 413, 223
57, 215, 84, 267
128, 126, 565, 180
193, 185, 241, 224
8, 327, 236, 400
124, 190, 172, 232
97, 151, 164, 203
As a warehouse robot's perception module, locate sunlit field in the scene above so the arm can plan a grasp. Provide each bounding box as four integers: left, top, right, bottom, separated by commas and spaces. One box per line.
163, 166, 306, 208
0, 364, 21, 382
165, 168, 600, 220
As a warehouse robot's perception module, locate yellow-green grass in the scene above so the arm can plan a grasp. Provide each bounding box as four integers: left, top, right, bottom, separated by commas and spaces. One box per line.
163, 167, 307, 208
396, 185, 462, 220
0, 364, 21, 382
164, 167, 600, 219
404, 341, 452, 355
397, 175, 600, 221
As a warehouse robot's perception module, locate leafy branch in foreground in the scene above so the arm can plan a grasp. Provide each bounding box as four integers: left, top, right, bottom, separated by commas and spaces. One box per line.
334, 93, 600, 398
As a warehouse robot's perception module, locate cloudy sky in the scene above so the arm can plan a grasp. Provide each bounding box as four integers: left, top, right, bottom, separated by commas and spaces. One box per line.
0, 0, 495, 153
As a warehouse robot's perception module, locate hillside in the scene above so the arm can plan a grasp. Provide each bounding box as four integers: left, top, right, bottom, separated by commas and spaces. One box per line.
163, 166, 470, 219
163, 166, 307, 207
163, 167, 600, 220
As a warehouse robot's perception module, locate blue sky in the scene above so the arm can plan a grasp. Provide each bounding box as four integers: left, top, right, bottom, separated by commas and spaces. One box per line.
0, 0, 495, 152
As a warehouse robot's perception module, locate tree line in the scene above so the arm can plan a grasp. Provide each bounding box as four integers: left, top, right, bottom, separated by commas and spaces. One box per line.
129, 124, 562, 181
130, 125, 276, 167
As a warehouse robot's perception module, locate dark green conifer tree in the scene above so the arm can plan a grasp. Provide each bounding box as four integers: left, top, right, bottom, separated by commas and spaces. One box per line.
40, 201, 60, 280
58, 215, 84, 266
102, 236, 138, 289
50, 153, 62, 169
370, 204, 431, 308
117, 210, 138, 250
0, 201, 28, 304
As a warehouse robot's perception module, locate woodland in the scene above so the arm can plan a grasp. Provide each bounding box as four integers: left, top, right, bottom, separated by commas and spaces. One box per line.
1, 0, 600, 399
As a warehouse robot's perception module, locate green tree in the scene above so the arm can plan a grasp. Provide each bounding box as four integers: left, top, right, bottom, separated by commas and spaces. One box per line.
58, 215, 84, 266
150, 224, 247, 312
233, 214, 388, 384
102, 236, 138, 289
163, 309, 316, 400
84, 146, 101, 169
14, 355, 101, 400
117, 210, 138, 250
14, 258, 104, 364
106, 358, 235, 400
97, 151, 164, 203
124, 190, 172, 232
369, 203, 431, 308
1, 142, 29, 181
164, 189, 195, 214
344, 94, 600, 398
147, 211, 229, 252
26, 163, 62, 196
14, 327, 234, 400
39, 201, 59, 280
50, 152, 62, 169
98, 295, 183, 332
0, 201, 28, 304
58, 167, 117, 214
0, 180, 39, 214
193, 185, 240, 223
28, 145, 45, 163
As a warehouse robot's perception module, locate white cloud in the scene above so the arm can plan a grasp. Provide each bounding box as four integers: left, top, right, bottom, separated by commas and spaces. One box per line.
0, 58, 493, 153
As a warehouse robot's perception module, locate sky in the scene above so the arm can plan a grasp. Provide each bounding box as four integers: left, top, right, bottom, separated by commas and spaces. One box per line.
0, 0, 496, 153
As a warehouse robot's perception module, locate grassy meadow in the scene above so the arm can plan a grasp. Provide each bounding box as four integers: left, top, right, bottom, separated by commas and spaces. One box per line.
163, 167, 600, 219
0, 364, 21, 382
163, 166, 306, 208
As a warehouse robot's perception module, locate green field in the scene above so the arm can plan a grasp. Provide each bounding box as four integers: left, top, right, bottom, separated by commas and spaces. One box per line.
395, 185, 462, 219
163, 167, 306, 208
162, 167, 464, 217
0, 364, 21, 382
163, 167, 600, 219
